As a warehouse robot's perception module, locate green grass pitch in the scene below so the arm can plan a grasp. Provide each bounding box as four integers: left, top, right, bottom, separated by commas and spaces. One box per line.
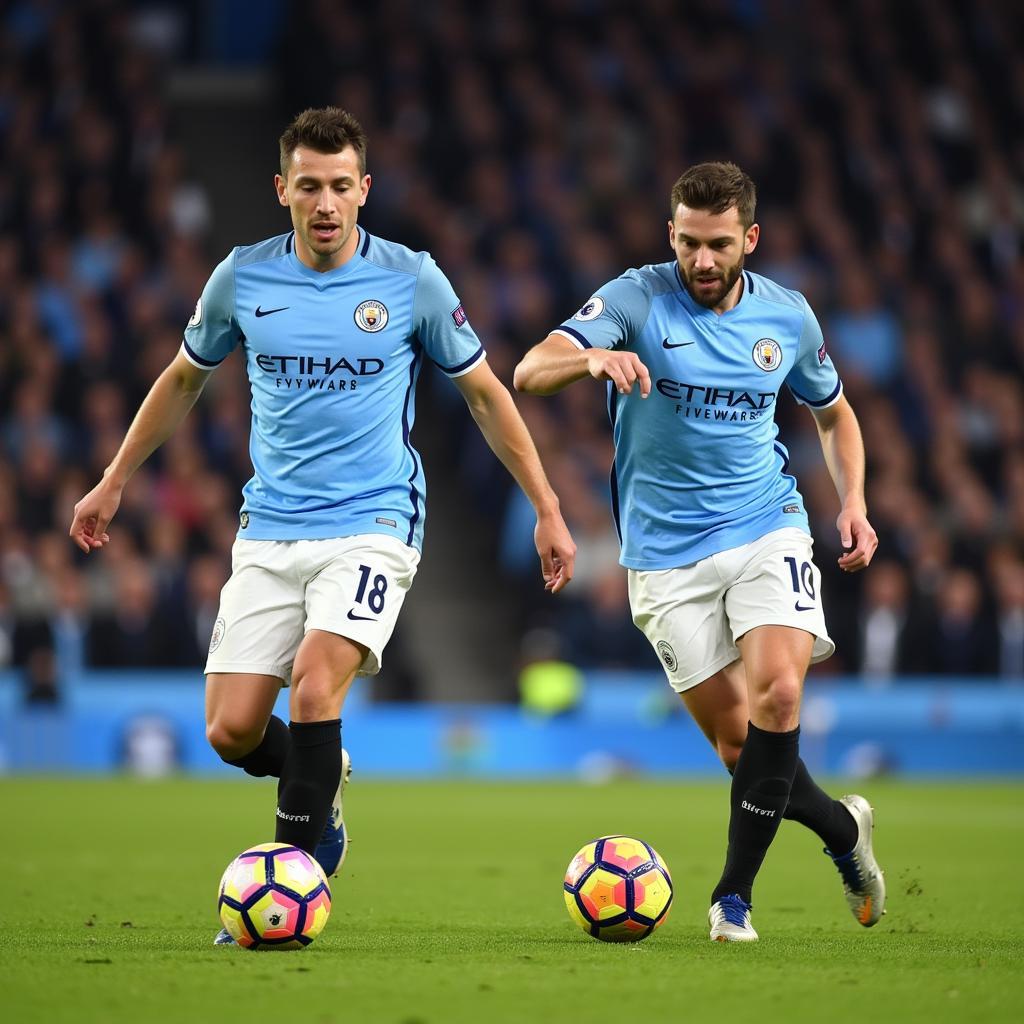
2, 777, 1021, 1024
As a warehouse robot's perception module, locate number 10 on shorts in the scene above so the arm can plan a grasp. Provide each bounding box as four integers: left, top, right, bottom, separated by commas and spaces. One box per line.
784, 555, 816, 610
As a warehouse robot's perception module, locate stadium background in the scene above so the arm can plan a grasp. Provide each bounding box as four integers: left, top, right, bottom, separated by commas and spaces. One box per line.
1, 0, 1022, 777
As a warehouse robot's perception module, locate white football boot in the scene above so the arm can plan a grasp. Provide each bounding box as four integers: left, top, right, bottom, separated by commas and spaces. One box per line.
826, 794, 886, 927
709, 894, 759, 942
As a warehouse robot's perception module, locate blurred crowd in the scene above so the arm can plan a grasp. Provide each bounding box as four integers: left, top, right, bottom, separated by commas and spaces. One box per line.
1, 0, 1023, 699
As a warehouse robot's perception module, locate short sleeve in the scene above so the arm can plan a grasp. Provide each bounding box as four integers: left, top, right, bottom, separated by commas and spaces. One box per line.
413, 255, 485, 377
551, 270, 653, 351
181, 250, 240, 368
785, 301, 843, 409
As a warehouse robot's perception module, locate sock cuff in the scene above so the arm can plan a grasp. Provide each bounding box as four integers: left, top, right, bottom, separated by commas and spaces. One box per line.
288, 718, 341, 747
747, 721, 800, 746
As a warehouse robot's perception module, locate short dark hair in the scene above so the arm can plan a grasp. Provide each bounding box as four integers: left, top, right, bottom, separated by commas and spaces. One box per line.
670, 162, 756, 228
279, 107, 367, 178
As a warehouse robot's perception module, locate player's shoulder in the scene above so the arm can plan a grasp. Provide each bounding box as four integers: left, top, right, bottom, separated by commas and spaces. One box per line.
234, 232, 294, 269
597, 261, 678, 303
744, 270, 811, 313
360, 230, 428, 278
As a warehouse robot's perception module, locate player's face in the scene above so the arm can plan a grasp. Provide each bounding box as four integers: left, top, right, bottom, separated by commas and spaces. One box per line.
276, 146, 370, 271
669, 205, 759, 312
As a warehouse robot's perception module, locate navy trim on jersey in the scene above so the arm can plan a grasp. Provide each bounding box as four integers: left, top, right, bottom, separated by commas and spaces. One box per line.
744, 270, 755, 295
607, 384, 623, 544
789, 380, 842, 407
435, 343, 484, 375
402, 349, 423, 546
559, 325, 592, 348
182, 338, 222, 367
285, 232, 293, 254
774, 442, 800, 491
359, 228, 370, 257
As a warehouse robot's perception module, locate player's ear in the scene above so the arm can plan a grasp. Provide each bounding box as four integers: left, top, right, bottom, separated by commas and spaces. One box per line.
744, 222, 760, 255
667, 220, 675, 249
275, 174, 289, 208
359, 174, 371, 207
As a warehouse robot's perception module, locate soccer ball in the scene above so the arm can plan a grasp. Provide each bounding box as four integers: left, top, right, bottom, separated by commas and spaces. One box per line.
217, 842, 332, 950
563, 835, 673, 942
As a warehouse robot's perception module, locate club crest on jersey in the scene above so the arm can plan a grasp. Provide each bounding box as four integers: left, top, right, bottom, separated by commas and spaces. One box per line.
752, 338, 782, 371
354, 299, 389, 332
573, 296, 605, 321
188, 297, 202, 327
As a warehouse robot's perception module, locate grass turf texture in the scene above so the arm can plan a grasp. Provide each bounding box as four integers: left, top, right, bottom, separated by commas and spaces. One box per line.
2, 778, 1021, 1024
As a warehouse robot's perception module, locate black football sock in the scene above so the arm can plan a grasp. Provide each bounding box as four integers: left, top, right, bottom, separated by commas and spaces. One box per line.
275, 719, 342, 855
783, 758, 858, 855
711, 721, 800, 905
223, 715, 290, 777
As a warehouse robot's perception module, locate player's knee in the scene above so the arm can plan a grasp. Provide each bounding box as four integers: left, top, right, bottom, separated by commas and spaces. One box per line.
752, 674, 802, 730
290, 674, 344, 722
206, 719, 262, 760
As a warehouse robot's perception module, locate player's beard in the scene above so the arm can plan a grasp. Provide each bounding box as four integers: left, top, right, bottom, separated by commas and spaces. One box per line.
680, 254, 745, 308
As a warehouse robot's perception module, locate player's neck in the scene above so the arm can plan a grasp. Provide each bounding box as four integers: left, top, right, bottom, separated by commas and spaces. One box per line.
295, 225, 360, 273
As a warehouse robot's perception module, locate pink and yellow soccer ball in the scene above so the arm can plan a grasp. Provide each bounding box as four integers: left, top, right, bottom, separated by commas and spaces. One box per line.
217, 842, 332, 950
563, 836, 673, 942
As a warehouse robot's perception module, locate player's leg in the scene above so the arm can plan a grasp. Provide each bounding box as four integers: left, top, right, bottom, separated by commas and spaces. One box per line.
678, 659, 748, 769
288, 534, 421, 873
682, 657, 850, 860
682, 658, 858, 855
701, 624, 806, 939
205, 673, 287, 774
203, 538, 307, 778
272, 629, 363, 857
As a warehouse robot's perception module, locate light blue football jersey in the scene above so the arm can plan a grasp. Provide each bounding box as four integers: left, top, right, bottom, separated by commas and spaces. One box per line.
554, 263, 841, 570
182, 227, 485, 548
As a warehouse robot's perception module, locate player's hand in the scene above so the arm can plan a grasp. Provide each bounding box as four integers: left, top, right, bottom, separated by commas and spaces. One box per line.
69, 479, 122, 554
535, 511, 576, 594
584, 350, 651, 397
836, 507, 877, 572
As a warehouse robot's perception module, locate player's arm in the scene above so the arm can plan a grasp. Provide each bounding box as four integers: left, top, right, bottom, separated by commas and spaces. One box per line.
809, 394, 878, 573
513, 334, 651, 397
69, 350, 214, 553
452, 360, 576, 593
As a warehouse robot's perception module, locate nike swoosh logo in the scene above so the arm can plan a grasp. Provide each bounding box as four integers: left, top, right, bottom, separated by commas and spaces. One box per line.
794, 602, 815, 612
346, 610, 377, 622
662, 337, 695, 349
255, 305, 289, 317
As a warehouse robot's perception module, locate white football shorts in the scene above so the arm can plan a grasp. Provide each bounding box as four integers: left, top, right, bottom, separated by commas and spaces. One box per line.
204, 533, 420, 683
628, 527, 834, 693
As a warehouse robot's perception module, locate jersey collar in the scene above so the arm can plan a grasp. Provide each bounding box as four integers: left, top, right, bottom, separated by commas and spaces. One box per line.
287, 226, 367, 284
674, 262, 751, 317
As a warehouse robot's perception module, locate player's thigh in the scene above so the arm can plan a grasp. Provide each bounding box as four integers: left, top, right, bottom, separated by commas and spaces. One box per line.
627, 560, 735, 693
204, 539, 307, 682
205, 673, 283, 753
736, 622, 815, 716
289, 629, 367, 721
680, 658, 749, 767
303, 534, 421, 677
723, 527, 834, 669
